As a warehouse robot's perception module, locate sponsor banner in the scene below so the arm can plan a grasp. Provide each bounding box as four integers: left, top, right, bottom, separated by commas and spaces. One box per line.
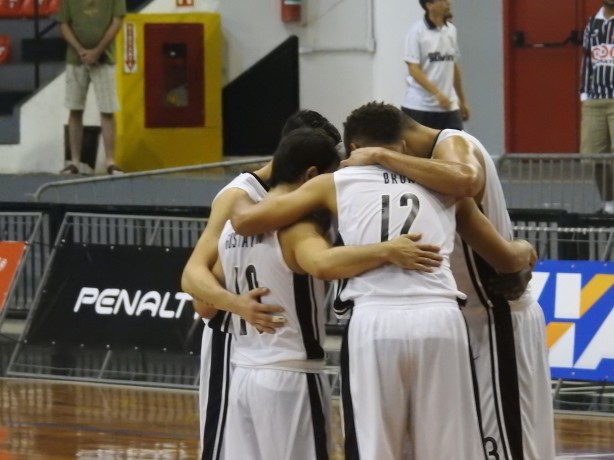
0, 241, 26, 312
27, 244, 201, 352
533, 260, 614, 382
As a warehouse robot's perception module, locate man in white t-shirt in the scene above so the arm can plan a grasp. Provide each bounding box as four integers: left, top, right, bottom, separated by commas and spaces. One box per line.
402, 0, 469, 130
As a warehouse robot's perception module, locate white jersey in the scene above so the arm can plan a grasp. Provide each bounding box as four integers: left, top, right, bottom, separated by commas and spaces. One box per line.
214, 172, 269, 204
216, 221, 328, 372
334, 165, 462, 307
402, 18, 460, 112
198, 171, 268, 460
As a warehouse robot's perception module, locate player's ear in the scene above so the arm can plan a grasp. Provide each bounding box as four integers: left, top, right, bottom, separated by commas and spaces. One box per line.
401, 139, 408, 154
304, 165, 319, 182
348, 142, 359, 154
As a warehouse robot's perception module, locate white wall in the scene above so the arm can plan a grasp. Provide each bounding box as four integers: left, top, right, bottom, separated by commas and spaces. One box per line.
0, 0, 505, 173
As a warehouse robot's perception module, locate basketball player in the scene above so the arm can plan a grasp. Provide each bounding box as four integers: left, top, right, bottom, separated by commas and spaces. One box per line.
208, 128, 444, 459
230, 103, 537, 459
341, 107, 555, 459
180, 110, 443, 459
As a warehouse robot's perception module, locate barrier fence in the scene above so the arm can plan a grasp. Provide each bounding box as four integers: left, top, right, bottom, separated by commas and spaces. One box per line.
0, 205, 613, 408
5, 212, 206, 388
497, 153, 614, 213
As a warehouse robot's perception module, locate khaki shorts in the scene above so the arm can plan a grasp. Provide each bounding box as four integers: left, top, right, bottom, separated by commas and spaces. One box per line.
580, 98, 614, 154
65, 64, 119, 114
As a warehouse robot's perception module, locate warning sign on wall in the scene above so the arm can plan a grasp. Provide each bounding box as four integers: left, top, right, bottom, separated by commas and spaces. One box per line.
123, 22, 137, 74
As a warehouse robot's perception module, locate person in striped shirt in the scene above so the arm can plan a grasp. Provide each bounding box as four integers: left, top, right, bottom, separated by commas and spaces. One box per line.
580, 0, 614, 214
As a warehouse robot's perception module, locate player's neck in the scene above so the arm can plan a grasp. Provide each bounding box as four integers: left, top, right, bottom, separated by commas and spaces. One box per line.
605, 6, 614, 19
411, 126, 440, 158
253, 163, 272, 182
268, 183, 299, 197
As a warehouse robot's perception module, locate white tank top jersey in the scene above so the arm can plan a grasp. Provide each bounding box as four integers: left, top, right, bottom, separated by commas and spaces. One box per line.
216, 221, 328, 372
439, 129, 533, 308
334, 165, 462, 307
213, 172, 269, 204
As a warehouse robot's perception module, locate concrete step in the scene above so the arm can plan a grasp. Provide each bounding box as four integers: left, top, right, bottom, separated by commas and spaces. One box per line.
0, 62, 63, 91
0, 113, 20, 144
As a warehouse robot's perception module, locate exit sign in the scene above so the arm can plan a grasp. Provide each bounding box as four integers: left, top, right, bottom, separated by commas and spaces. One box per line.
176, 0, 194, 6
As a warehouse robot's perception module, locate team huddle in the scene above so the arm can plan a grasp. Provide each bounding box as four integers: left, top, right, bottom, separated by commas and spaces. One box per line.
181, 103, 555, 460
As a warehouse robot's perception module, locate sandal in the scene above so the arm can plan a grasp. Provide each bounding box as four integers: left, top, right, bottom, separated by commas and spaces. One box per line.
60, 163, 79, 175
107, 164, 124, 175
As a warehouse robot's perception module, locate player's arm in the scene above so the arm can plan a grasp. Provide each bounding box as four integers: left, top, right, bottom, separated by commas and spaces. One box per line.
341, 139, 483, 198
281, 220, 442, 280
231, 174, 337, 236
455, 198, 536, 273
181, 189, 284, 330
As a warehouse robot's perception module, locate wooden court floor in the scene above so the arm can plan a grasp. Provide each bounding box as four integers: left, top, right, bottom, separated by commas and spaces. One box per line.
0, 378, 613, 459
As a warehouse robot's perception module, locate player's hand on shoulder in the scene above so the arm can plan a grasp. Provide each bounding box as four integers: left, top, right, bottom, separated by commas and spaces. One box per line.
340, 147, 382, 168
236, 286, 286, 334
386, 233, 443, 272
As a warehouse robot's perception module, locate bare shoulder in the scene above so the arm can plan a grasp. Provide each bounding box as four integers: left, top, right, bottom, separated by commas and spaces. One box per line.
433, 135, 482, 167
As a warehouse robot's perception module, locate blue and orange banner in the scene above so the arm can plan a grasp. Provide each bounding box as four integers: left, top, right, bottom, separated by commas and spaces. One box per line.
533, 260, 614, 382
0, 241, 25, 312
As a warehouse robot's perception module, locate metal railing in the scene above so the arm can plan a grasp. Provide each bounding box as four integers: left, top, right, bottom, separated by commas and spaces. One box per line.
497, 153, 614, 212
34, 157, 272, 205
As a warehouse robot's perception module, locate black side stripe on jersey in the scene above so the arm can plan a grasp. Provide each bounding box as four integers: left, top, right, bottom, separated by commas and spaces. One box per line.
294, 273, 325, 360
462, 240, 524, 460
462, 241, 511, 460
207, 310, 233, 334
306, 373, 330, 460
340, 313, 360, 460
333, 277, 353, 317
201, 330, 232, 460
462, 314, 489, 460
428, 130, 444, 158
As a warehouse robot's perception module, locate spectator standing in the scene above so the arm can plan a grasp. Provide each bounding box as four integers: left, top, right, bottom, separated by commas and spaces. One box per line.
58, 0, 126, 175
402, 0, 469, 130
580, 0, 614, 213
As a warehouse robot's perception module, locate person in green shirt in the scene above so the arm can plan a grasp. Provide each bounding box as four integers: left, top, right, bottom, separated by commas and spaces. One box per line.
58, 0, 126, 175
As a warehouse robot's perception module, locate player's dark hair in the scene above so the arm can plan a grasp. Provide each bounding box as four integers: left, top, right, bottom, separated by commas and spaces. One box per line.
281, 109, 342, 146
343, 102, 414, 156
270, 128, 339, 187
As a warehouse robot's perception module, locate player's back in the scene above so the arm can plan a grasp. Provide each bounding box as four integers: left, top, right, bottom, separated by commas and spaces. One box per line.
334, 165, 461, 308
217, 220, 327, 371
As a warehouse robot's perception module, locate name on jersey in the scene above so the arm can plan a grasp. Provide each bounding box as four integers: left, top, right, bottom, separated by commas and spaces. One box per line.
383, 172, 414, 184
224, 232, 264, 249
428, 52, 455, 62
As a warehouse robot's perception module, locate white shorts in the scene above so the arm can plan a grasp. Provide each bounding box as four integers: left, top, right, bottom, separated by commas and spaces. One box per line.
464, 296, 555, 460
341, 303, 485, 460
224, 366, 331, 460
65, 64, 119, 114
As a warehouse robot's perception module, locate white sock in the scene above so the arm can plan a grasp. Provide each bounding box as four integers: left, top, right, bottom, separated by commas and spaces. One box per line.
604, 201, 614, 214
